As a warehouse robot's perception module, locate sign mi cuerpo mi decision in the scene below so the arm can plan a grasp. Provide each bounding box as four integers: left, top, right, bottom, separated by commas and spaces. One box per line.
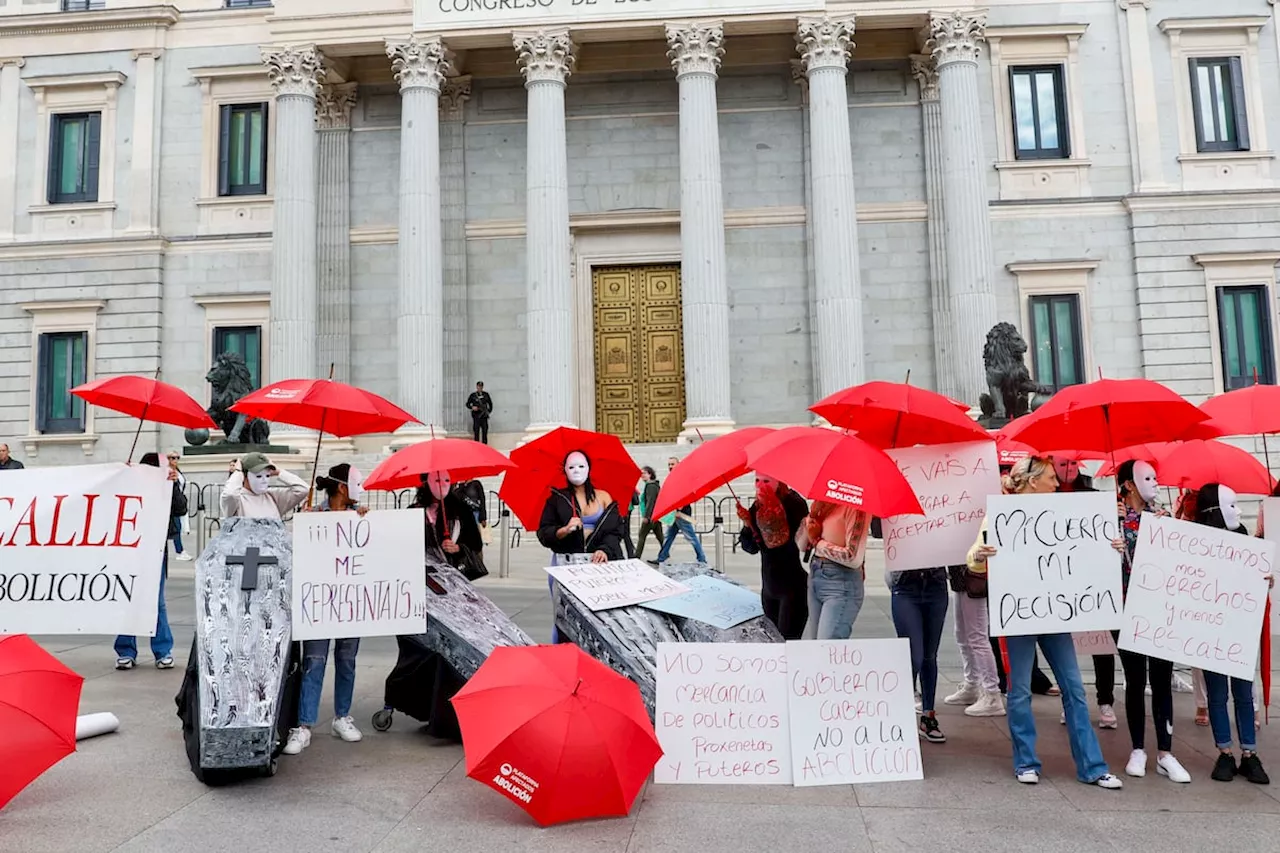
416, 0, 824, 32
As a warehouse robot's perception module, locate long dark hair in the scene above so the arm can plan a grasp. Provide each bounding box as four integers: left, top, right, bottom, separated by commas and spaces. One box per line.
316, 463, 354, 504
561, 450, 597, 507
1194, 483, 1231, 530
1116, 460, 1141, 501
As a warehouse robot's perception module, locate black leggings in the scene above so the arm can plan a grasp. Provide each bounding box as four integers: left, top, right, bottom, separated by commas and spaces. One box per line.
763, 584, 808, 640
1118, 648, 1174, 752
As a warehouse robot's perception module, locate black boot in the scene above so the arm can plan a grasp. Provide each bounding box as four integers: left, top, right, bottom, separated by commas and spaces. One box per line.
1211, 752, 1238, 782
1239, 753, 1270, 785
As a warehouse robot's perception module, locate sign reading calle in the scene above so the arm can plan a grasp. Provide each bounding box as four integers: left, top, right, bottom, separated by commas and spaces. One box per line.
416, 0, 825, 32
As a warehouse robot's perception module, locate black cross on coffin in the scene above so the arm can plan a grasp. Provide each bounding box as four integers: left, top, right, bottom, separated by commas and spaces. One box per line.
226, 547, 278, 592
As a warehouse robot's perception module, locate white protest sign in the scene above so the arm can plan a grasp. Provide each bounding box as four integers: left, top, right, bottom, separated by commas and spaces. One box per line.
292, 509, 427, 640
654, 643, 791, 785
883, 441, 1000, 571
786, 639, 922, 786
1073, 631, 1117, 657
0, 463, 170, 636
1119, 512, 1273, 680
986, 492, 1124, 636
545, 558, 689, 611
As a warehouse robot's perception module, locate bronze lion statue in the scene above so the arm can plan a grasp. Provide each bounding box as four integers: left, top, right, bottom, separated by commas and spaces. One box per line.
206, 352, 271, 445
978, 322, 1053, 422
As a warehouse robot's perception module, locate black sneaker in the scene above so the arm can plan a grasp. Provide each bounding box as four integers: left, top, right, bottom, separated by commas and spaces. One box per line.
919, 714, 946, 744
1239, 754, 1270, 785
1211, 752, 1238, 782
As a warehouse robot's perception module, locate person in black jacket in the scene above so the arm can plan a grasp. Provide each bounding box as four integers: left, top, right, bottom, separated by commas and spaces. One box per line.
410, 472, 485, 577
115, 451, 186, 671
466, 382, 493, 444
737, 473, 809, 639
453, 478, 488, 528
537, 450, 627, 642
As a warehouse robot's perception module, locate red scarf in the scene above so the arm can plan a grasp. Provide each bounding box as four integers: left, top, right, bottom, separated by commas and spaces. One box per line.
755, 487, 791, 549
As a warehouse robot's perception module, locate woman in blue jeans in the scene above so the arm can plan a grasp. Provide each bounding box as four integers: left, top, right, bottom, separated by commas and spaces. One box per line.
284, 464, 366, 756
796, 500, 869, 640
114, 452, 180, 670
969, 455, 1124, 788
888, 567, 950, 744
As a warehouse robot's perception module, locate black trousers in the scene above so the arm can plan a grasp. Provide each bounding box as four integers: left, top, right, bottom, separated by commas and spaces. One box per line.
1119, 647, 1174, 752
472, 418, 489, 444
762, 583, 808, 640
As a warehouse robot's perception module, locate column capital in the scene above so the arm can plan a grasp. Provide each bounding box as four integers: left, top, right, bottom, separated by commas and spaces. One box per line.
909, 53, 940, 102
789, 58, 809, 105
1117, 0, 1151, 8
926, 12, 986, 67
440, 74, 472, 122
514, 29, 575, 85
262, 45, 327, 99
387, 36, 451, 93
316, 82, 357, 130
666, 21, 724, 78
0, 58, 25, 70
131, 48, 163, 62
796, 15, 855, 74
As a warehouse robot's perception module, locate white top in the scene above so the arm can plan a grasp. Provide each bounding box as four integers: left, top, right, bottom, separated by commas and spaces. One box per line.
220, 469, 308, 520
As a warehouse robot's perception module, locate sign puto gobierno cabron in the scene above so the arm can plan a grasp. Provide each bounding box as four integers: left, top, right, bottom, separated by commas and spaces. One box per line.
0, 463, 172, 636
415, 0, 823, 31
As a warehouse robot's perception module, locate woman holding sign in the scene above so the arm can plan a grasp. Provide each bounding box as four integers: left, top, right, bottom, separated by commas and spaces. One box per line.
284, 464, 368, 756
969, 456, 1125, 789
538, 451, 626, 643
1113, 460, 1191, 783
1190, 484, 1270, 784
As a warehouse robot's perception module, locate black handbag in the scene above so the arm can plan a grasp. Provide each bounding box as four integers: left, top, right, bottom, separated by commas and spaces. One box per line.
455, 543, 489, 582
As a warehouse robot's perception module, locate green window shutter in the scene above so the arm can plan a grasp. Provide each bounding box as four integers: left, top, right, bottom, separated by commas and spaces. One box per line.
1229, 56, 1250, 151
218, 104, 233, 196
84, 113, 101, 202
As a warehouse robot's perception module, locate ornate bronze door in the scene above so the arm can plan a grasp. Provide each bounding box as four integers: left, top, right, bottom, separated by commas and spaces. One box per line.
592, 265, 685, 443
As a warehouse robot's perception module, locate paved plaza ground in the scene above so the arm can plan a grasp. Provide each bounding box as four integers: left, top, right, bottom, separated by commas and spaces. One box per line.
5, 539, 1280, 853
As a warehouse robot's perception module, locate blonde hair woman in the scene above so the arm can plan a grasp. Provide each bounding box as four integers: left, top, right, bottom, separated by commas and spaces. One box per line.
969, 456, 1125, 789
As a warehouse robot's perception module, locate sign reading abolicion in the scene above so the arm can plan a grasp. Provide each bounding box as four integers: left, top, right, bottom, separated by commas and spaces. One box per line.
415, 0, 824, 32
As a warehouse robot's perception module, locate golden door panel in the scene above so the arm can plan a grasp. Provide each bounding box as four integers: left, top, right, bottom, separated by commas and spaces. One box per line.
592, 264, 686, 444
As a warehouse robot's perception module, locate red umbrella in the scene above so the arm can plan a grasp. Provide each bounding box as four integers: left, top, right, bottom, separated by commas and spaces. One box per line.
498, 427, 640, 531
744, 426, 924, 517
0, 635, 83, 810
1002, 378, 1209, 458
1201, 384, 1280, 476
364, 438, 515, 492
450, 644, 661, 826
811, 381, 987, 448
72, 374, 216, 462
231, 378, 420, 438
1094, 443, 1169, 478
1150, 440, 1276, 495
650, 427, 774, 520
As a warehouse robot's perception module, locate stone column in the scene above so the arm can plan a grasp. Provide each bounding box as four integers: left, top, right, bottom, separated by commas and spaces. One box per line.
126, 49, 161, 235
315, 82, 357, 384
667, 21, 735, 439
514, 30, 576, 435
388, 38, 451, 433
911, 52, 955, 401
0, 58, 24, 240
797, 15, 864, 399
1118, 0, 1165, 191
262, 46, 326, 395
928, 13, 998, 406
440, 75, 472, 434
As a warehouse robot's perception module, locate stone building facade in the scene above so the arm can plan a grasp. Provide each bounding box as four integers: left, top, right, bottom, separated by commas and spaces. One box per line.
1, 0, 1279, 466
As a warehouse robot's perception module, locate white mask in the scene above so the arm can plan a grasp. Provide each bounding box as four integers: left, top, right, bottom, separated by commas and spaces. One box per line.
1218, 485, 1242, 531
427, 470, 451, 501
247, 470, 271, 495
1132, 461, 1159, 503
565, 452, 590, 487
346, 467, 363, 504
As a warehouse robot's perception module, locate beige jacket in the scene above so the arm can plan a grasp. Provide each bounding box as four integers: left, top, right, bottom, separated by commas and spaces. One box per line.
965, 517, 990, 574
220, 469, 309, 520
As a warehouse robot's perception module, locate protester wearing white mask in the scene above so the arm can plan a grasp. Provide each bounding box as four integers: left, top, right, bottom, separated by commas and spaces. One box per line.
410, 470, 487, 579
537, 450, 627, 643
220, 451, 309, 520
1114, 459, 1190, 783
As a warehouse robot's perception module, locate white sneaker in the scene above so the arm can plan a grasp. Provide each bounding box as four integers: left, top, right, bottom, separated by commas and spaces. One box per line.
1125, 749, 1147, 777
175, 553, 193, 562
283, 727, 311, 755
914, 692, 922, 712
1094, 774, 1123, 789
1060, 711, 1066, 725
1016, 770, 1040, 784
1157, 754, 1191, 783
964, 691, 1006, 717
1098, 704, 1118, 729
944, 682, 981, 706
331, 715, 363, 743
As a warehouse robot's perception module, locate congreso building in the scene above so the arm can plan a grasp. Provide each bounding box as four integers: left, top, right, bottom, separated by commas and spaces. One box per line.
1, 0, 1279, 467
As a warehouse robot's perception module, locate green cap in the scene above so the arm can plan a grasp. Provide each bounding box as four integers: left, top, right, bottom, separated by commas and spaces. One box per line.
241, 451, 272, 474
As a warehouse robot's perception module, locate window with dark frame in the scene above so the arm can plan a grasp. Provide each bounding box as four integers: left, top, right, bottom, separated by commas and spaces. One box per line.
1216, 285, 1274, 389
47, 113, 101, 205
60, 0, 105, 10
1028, 294, 1085, 392
1190, 57, 1250, 153
213, 326, 263, 389
1009, 65, 1070, 160
37, 332, 88, 434
218, 103, 269, 197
